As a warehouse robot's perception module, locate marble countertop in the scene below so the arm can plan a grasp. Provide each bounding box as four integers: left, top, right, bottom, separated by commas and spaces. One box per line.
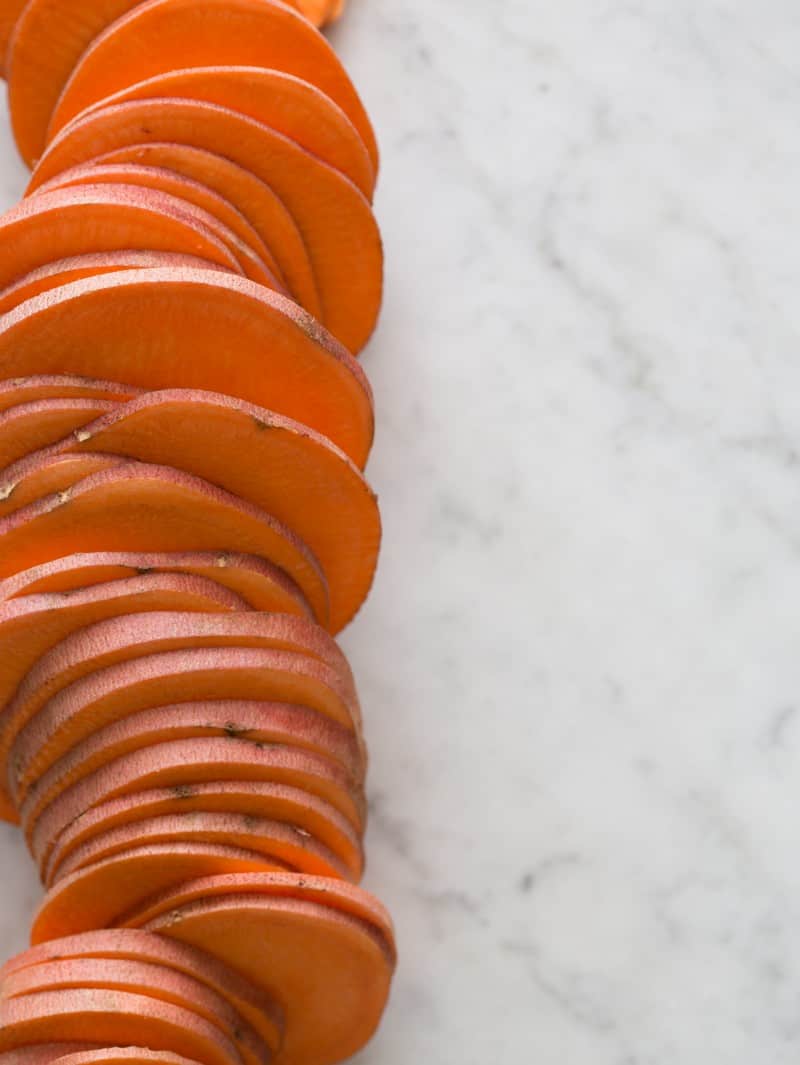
3, 2, 800, 1061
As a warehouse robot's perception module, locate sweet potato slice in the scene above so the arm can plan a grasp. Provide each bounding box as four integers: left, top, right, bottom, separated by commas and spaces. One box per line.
0, 400, 116, 471
291, 0, 345, 28
3, 454, 132, 517
0, 377, 140, 413
43, 781, 364, 887
145, 884, 394, 1065
0, 0, 25, 76
25, 701, 363, 857
95, 146, 319, 317
1, 959, 269, 1065
11, 645, 361, 800
0, 552, 310, 617
26, 1052, 207, 1065
1, 935, 283, 1059
125, 871, 392, 932
60, 67, 374, 199
31, 102, 382, 353
0, 183, 282, 289
36, 165, 286, 286
0, 463, 329, 624
0, 989, 243, 1065
44, 0, 378, 170
53, 812, 348, 883
6, 611, 358, 774
27, 737, 366, 854
22, 390, 380, 630
0, 252, 227, 318
0, 454, 129, 519
0, 1046, 94, 1065
0, 185, 247, 288
30, 843, 291, 941
0, 270, 373, 466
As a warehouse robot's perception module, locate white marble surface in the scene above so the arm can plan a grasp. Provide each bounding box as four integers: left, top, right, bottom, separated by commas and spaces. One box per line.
2, 2, 800, 1061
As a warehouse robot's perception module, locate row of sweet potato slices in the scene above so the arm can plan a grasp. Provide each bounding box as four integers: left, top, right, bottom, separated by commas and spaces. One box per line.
0, 3, 396, 1060
0, 0, 380, 353
0, 899, 394, 1065
0, 372, 390, 1064
0, 548, 395, 1063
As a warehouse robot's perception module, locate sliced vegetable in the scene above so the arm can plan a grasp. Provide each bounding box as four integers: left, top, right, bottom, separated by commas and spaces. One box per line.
0, 552, 309, 616
0, 270, 374, 465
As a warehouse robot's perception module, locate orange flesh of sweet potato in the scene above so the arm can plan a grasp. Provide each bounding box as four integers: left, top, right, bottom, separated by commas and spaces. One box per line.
30, 843, 293, 941
291, 0, 346, 29
0, 0, 25, 76
30, 102, 382, 354
0, 270, 374, 466
145, 887, 394, 1065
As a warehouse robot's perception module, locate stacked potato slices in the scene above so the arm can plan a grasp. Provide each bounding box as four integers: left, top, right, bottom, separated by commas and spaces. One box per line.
0, 1, 394, 1062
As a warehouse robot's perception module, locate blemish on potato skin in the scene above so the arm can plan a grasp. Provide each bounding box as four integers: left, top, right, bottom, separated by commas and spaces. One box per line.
296, 310, 329, 347
172, 784, 195, 799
